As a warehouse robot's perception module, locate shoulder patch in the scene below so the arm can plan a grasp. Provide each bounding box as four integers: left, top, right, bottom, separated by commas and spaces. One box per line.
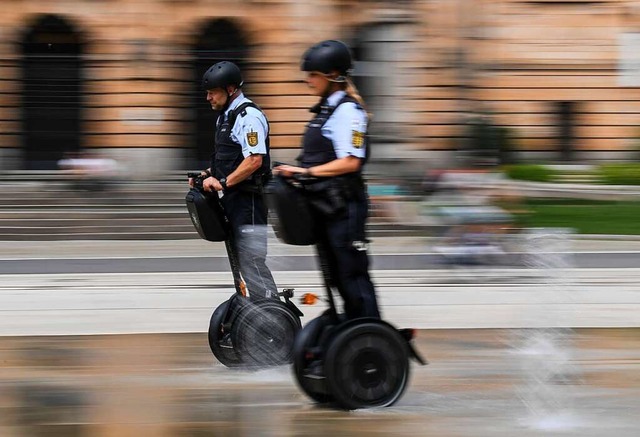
352, 130, 365, 149
247, 130, 259, 147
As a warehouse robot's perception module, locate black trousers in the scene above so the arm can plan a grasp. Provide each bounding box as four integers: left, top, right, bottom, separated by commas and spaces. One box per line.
220, 189, 278, 300
313, 194, 380, 320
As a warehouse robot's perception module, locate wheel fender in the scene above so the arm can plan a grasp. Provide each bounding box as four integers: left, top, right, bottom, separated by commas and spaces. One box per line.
331, 317, 398, 334
332, 317, 427, 365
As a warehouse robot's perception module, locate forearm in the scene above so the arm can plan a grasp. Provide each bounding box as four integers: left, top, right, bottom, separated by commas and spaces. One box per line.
307, 156, 362, 177
226, 154, 263, 188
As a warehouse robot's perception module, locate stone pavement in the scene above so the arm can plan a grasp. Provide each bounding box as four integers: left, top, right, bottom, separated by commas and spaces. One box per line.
1, 235, 639, 336
1, 235, 639, 260
0, 329, 638, 437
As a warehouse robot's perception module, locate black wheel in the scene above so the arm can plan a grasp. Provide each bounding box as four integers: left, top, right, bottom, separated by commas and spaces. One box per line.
292, 313, 335, 404
325, 322, 410, 410
207, 300, 243, 367
232, 300, 302, 367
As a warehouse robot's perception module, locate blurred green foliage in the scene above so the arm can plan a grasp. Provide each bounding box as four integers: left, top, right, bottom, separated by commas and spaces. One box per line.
598, 163, 640, 185
518, 198, 640, 235
464, 117, 517, 166
503, 164, 556, 182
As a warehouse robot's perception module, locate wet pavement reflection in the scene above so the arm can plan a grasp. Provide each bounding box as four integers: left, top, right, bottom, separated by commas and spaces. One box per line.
0, 329, 638, 436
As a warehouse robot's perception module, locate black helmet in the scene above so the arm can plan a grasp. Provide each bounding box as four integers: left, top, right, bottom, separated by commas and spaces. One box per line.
202, 61, 243, 90
301, 40, 353, 78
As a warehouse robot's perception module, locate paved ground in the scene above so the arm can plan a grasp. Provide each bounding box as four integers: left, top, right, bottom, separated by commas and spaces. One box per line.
1, 235, 638, 435
1, 267, 639, 336
0, 329, 637, 436
3, 235, 640, 260
1, 236, 638, 336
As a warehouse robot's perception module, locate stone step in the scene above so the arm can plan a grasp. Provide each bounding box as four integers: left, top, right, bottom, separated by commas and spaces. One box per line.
0, 191, 187, 206
0, 174, 428, 240
0, 210, 187, 220
0, 222, 430, 241
0, 231, 197, 241
0, 190, 185, 199
0, 217, 191, 227
0, 223, 192, 235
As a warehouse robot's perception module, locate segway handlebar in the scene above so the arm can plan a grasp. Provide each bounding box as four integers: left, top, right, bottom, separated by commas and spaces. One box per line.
187, 171, 206, 189
292, 172, 319, 183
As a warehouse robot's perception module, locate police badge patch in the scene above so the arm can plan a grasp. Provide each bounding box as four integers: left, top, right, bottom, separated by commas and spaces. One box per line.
247, 131, 258, 147
352, 130, 365, 148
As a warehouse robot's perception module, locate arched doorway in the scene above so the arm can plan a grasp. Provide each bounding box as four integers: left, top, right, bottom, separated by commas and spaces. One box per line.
190, 19, 249, 169
21, 14, 84, 170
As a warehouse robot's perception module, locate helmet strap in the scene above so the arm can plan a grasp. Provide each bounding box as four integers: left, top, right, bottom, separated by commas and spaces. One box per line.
323, 70, 348, 83
222, 87, 240, 110
227, 86, 240, 98
327, 75, 347, 83
320, 74, 345, 98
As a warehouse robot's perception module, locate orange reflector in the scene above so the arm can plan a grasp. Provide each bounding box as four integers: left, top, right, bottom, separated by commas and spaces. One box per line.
300, 293, 319, 305
399, 328, 416, 341
239, 281, 247, 297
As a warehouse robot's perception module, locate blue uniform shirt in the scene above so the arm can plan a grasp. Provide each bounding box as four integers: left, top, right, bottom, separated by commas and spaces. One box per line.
321, 90, 368, 159
222, 92, 269, 158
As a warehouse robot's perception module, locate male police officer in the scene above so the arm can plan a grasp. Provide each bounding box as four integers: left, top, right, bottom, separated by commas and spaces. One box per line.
196, 61, 277, 300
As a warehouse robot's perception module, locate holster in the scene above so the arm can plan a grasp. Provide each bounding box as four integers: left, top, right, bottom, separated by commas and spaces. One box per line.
235, 170, 273, 194
303, 174, 364, 218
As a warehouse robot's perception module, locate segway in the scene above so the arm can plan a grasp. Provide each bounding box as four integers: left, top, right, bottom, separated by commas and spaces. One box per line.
266, 174, 426, 409
186, 172, 303, 367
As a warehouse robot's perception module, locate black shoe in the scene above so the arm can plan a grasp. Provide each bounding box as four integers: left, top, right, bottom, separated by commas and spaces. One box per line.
219, 333, 233, 349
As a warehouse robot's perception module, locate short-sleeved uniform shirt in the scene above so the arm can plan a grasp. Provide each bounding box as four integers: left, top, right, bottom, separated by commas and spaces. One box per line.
321, 90, 368, 159
221, 92, 269, 158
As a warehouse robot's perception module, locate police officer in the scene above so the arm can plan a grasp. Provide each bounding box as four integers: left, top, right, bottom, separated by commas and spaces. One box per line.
194, 61, 277, 300
274, 40, 380, 319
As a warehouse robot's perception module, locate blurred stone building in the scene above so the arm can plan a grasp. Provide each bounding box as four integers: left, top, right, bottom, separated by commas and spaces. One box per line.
0, 0, 639, 173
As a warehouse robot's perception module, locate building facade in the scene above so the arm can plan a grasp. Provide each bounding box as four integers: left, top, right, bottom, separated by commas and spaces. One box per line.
1, 0, 639, 173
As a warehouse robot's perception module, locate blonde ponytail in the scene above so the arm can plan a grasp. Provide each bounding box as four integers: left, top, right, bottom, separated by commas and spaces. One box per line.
345, 77, 371, 118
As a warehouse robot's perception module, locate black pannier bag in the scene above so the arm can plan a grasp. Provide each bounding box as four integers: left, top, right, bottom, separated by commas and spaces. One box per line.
185, 188, 228, 242
265, 176, 316, 246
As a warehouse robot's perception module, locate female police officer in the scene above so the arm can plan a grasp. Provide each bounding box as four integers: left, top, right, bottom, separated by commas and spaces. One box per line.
274, 40, 380, 320
193, 61, 278, 301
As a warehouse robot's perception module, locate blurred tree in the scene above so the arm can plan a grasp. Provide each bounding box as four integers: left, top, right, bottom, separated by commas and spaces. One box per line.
463, 115, 517, 167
